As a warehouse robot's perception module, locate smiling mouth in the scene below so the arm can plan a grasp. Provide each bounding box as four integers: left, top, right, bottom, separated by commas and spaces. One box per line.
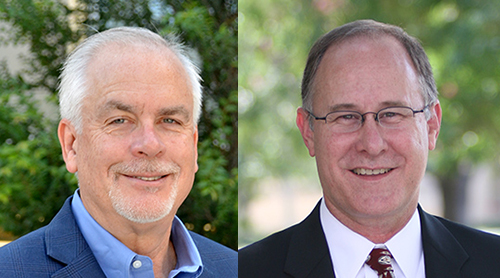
126, 175, 168, 181
351, 168, 393, 176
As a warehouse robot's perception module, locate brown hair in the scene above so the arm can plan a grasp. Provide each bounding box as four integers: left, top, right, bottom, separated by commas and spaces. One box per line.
301, 19, 438, 112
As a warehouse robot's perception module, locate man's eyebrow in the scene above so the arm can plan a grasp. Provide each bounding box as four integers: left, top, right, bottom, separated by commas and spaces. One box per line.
158, 106, 190, 119
101, 100, 136, 114
99, 101, 191, 120
327, 101, 409, 112
328, 103, 358, 111
380, 100, 408, 107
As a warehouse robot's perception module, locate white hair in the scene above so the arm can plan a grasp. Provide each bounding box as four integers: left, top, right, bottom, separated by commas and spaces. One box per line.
58, 27, 203, 132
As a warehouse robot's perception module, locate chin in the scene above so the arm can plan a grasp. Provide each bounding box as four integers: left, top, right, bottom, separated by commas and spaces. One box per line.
109, 185, 178, 224
114, 198, 176, 223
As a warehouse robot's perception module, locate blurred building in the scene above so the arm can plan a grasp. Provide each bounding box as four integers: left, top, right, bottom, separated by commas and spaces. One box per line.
0, 22, 29, 75
0, 22, 58, 120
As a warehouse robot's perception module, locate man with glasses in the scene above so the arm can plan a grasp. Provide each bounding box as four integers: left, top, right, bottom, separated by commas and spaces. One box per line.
239, 19, 500, 277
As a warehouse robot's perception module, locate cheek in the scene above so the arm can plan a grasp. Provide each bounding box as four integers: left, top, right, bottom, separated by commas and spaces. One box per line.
314, 131, 352, 173
315, 128, 353, 155
162, 133, 198, 167
405, 124, 429, 154
389, 125, 429, 172
167, 136, 197, 193
77, 131, 126, 174
175, 140, 197, 166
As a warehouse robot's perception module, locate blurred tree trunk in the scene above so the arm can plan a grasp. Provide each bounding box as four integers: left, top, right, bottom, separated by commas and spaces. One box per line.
437, 162, 471, 223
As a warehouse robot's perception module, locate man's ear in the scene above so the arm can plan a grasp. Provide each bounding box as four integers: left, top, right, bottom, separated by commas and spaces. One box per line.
58, 119, 78, 173
296, 107, 316, 157
427, 101, 442, 151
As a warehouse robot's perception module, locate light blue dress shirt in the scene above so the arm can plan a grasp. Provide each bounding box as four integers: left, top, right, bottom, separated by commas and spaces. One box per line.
71, 189, 203, 278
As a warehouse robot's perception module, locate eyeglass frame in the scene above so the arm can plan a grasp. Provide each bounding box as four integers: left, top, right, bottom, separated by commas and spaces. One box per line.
305, 105, 429, 133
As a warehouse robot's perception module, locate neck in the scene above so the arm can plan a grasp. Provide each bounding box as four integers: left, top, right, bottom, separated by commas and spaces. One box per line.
85, 199, 178, 277
325, 200, 417, 243
116, 218, 178, 277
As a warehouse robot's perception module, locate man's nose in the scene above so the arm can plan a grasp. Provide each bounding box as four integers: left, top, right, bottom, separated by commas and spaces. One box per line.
355, 116, 387, 156
131, 123, 166, 158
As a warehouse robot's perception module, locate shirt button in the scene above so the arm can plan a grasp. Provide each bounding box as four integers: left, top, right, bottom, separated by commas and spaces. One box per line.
133, 260, 142, 269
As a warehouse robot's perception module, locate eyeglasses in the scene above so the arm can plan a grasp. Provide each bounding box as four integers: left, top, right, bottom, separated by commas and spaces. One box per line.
306, 105, 428, 134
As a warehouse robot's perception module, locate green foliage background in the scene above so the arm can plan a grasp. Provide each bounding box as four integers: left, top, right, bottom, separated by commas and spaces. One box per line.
239, 0, 500, 245
0, 0, 237, 250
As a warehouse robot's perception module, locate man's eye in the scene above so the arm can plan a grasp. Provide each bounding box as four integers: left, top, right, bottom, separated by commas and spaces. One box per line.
380, 112, 400, 118
333, 114, 359, 122
163, 118, 176, 124
341, 114, 356, 120
113, 118, 126, 124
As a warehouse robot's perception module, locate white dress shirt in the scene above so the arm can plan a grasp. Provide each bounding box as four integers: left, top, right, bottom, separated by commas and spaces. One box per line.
319, 199, 425, 278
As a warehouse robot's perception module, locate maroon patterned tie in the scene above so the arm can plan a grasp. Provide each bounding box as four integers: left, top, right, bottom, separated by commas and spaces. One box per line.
365, 248, 396, 278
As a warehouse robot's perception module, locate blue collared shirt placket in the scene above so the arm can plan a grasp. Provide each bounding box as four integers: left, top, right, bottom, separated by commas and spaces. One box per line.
71, 189, 203, 278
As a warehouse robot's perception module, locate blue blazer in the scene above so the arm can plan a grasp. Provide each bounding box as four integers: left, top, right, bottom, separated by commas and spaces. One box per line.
239, 201, 500, 278
0, 197, 237, 277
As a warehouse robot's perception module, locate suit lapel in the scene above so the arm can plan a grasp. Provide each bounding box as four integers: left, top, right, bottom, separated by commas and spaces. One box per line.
284, 201, 335, 278
45, 197, 106, 278
282, 203, 470, 277
419, 206, 468, 278
282, 203, 469, 277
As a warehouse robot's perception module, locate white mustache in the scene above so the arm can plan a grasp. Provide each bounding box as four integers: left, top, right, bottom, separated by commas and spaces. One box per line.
110, 159, 181, 177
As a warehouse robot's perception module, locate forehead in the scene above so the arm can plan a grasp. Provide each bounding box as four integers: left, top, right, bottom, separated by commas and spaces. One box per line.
312, 35, 421, 108
88, 42, 190, 88
84, 43, 193, 114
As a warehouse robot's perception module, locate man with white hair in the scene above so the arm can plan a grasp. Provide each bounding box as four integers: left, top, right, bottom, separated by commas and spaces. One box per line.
0, 27, 237, 278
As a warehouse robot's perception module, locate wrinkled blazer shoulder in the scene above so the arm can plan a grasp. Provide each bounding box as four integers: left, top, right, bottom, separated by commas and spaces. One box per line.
0, 197, 105, 278
189, 231, 238, 277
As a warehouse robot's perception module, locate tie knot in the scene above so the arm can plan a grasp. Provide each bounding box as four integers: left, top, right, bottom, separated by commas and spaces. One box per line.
366, 248, 395, 278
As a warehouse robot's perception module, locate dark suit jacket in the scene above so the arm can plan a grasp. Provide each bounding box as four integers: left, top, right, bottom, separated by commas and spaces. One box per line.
0, 197, 237, 277
239, 202, 500, 277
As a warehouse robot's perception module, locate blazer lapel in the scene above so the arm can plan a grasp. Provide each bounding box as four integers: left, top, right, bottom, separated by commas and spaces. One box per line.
419, 206, 468, 278
284, 201, 335, 278
44, 197, 106, 278
282, 203, 469, 277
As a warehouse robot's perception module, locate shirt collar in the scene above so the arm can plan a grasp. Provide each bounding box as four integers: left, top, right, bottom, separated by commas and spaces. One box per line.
71, 189, 203, 278
319, 198, 423, 278
169, 214, 203, 277
385, 207, 423, 278
320, 199, 374, 278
